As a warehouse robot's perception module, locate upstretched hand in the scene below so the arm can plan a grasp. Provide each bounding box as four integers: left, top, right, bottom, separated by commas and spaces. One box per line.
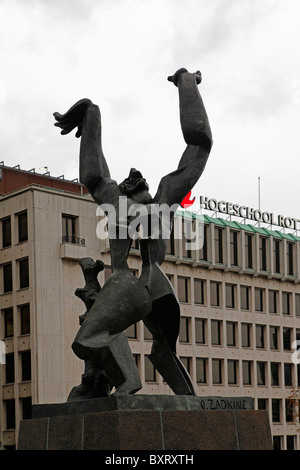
53, 98, 93, 138
168, 68, 202, 87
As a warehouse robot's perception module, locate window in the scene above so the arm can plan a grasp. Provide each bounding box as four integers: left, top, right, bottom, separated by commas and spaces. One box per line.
259, 237, 267, 271
245, 234, 253, 269
21, 397, 32, 420
214, 228, 223, 263
226, 321, 236, 347
144, 355, 156, 382
180, 357, 191, 374
178, 277, 189, 303
286, 435, 295, 450
4, 308, 13, 337
287, 242, 294, 276
20, 304, 30, 335
269, 326, 279, 350
296, 294, 300, 317
284, 363, 293, 387
182, 219, 192, 258
2, 217, 11, 248
241, 323, 251, 348
195, 318, 205, 344
210, 281, 220, 307
196, 358, 207, 383
18, 212, 28, 243
6, 399, 16, 429
5, 353, 15, 383
257, 362, 266, 386
272, 399, 281, 423
256, 325, 265, 349
179, 317, 190, 343
258, 399, 267, 410
282, 292, 291, 315
165, 225, 175, 255
240, 285, 250, 310
227, 360, 238, 385
62, 214, 77, 244
273, 436, 282, 450
3, 262, 13, 293
273, 239, 281, 273
194, 278, 205, 304
199, 225, 207, 261
225, 283, 235, 308
21, 350, 31, 381
283, 327, 292, 351
271, 362, 280, 386
212, 358, 222, 384
255, 288, 264, 312
19, 258, 29, 289
297, 328, 300, 347
269, 290, 278, 314
126, 323, 137, 339
230, 231, 238, 266
242, 361, 252, 385
211, 320, 222, 345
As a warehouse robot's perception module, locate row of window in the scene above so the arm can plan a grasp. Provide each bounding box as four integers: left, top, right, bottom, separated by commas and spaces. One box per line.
1, 211, 28, 248
183, 317, 298, 351
127, 318, 299, 352
195, 357, 299, 389
4, 350, 31, 384
273, 434, 297, 451
2, 304, 30, 338
165, 220, 298, 277
2, 212, 297, 278
177, 276, 300, 316
0, 258, 29, 293
1, 211, 85, 249
126, 317, 300, 351
134, 351, 300, 396
3, 397, 31, 432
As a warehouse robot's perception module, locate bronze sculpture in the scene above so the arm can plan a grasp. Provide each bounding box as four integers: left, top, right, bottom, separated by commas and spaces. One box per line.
54, 67, 212, 398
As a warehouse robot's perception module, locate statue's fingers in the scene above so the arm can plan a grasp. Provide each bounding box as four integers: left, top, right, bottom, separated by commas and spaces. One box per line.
54, 121, 64, 129
53, 111, 63, 121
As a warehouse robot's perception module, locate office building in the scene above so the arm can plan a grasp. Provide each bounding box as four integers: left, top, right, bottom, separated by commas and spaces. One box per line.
0, 163, 300, 450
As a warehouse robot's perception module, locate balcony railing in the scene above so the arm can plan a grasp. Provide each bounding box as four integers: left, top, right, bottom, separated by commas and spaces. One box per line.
62, 235, 86, 246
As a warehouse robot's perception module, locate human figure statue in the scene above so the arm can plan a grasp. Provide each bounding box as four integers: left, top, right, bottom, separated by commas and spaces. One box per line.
54, 67, 213, 397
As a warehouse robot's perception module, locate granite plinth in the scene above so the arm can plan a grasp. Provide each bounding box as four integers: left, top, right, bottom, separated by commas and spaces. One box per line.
17, 395, 273, 451
31, 394, 254, 418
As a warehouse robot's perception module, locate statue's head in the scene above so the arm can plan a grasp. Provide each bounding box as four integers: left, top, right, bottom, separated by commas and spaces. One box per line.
119, 168, 152, 203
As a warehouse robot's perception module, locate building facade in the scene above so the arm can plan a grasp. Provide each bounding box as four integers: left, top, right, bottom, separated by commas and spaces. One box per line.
0, 163, 300, 450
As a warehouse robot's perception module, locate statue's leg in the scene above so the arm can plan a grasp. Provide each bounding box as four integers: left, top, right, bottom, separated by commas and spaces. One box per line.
73, 331, 142, 394
143, 293, 197, 396
148, 344, 197, 395
67, 359, 111, 401
72, 270, 152, 394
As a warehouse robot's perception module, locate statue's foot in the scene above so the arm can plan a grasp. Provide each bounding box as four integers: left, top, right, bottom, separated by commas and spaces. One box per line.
67, 372, 111, 401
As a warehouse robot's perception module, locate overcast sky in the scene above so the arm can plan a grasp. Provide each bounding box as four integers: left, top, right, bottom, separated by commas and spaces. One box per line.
0, 0, 299, 222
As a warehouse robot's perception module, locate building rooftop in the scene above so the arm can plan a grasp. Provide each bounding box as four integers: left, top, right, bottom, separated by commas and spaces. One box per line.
0, 161, 88, 197
178, 210, 300, 242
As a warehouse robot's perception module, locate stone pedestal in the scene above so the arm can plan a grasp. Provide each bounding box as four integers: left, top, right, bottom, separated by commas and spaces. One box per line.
17, 395, 273, 451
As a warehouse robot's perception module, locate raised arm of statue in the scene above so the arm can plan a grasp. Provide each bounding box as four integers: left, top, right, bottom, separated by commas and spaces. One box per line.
54, 99, 119, 204
153, 68, 213, 207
